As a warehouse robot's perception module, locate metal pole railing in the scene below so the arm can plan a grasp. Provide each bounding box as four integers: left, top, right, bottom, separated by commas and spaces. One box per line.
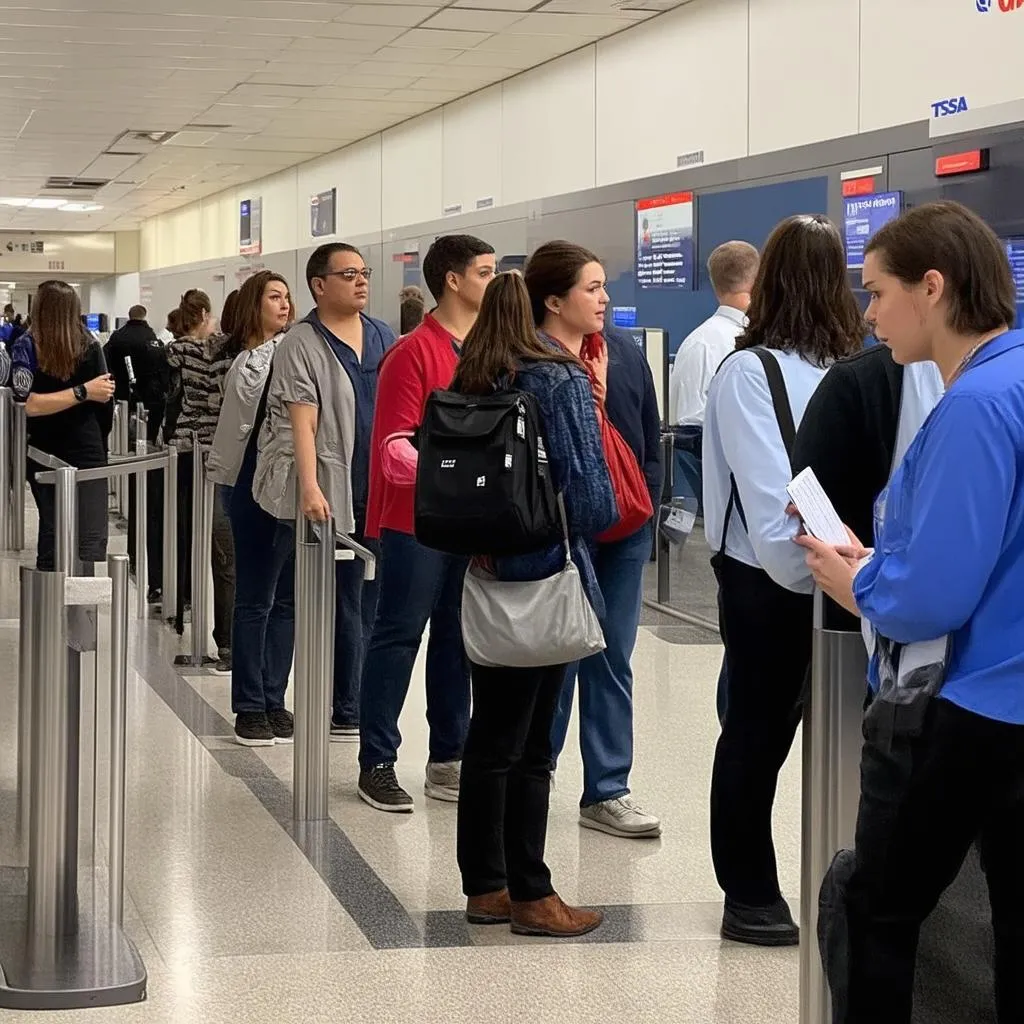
54, 465, 78, 577
163, 444, 178, 624
190, 434, 212, 665
293, 511, 336, 822
134, 430, 148, 619
116, 399, 129, 517
799, 590, 869, 1024
107, 554, 129, 927
657, 432, 674, 604
11, 400, 25, 550
0, 387, 10, 553
16, 565, 33, 835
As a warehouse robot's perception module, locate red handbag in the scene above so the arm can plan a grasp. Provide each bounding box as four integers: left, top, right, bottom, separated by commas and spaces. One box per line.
581, 335, 654, 543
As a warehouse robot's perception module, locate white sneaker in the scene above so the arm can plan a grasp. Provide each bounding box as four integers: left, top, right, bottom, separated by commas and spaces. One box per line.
579, 796, 661, 838
424, 760, 461, 802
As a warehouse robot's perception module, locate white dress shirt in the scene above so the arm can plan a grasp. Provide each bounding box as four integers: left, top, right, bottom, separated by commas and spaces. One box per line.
703, 348, 828, 593
669, 305, 748, 427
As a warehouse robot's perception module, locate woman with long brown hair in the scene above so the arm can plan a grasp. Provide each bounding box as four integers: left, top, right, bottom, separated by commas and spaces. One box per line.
10, 279, 115, 570
703, 214, 864, 945
453, 271, 617, 938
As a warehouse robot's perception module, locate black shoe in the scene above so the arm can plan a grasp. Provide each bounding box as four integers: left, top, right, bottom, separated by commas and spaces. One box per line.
211, 652, 232, 676
721, 897, 799, 947
267, 708, 294, 744
330, 718, 359, 742
235, 712, 274, 747
147, 585, 162, 604
358, 764, 414, 813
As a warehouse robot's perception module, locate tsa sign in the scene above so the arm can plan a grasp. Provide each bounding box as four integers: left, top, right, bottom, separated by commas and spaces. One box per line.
843, 191, 902, 269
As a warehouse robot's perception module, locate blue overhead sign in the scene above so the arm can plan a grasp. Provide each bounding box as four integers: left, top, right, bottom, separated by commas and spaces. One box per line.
844, 191, 902, 269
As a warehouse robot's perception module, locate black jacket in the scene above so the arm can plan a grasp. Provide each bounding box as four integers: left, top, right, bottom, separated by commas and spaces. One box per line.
791, 344, 904, 630
105, 319, 168, 407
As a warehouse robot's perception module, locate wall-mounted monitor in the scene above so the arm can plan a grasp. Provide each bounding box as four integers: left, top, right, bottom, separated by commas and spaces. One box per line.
83, 313, 106, 332
310, 188, 337, 238
240, 197, 263, 255
636, 191, 695, 290
1005, 237, 1024, 303
843, 191, 902, 270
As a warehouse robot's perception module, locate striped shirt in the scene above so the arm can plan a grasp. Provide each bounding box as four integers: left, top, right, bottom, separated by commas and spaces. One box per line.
166, 335, 232, 449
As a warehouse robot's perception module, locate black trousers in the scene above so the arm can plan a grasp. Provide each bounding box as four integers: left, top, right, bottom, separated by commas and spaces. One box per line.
126, 404, 165, 590
28, 471, 109, 571
457, 661, 565, 903
710, 555, 811, 906
844, 698, 1024, 1023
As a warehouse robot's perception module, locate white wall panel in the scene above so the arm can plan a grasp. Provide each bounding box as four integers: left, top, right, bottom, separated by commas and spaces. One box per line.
296, 135, 384, 243
749, 0, 859, 154
442, 87, 502, 215
596, 0, 748, 186
860, 0, 1022, 133
502, 48, 596, 205
382, 111, 443, 230
258, 168, 300, 255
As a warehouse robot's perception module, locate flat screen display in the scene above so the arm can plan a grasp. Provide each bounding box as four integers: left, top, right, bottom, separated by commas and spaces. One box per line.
636, 191, 695, 289
1005, 237, 1024, 303
843, 191, 902, 269
310, 188, 337, 238
85, 313, 101, 332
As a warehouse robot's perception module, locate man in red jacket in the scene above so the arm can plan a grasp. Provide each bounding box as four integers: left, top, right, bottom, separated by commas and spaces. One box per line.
358, 234, 496, 812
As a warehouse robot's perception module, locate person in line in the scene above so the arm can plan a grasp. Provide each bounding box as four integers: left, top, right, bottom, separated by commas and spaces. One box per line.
358, 234, 496, 812
703, 215, 864, 946
797, 201, 1024, 1024
164, 290, 234, 662
399, 285, 425, 335
218, 289, 240, 340
156, 310, 178, 346
526, 241, 663, 839
252, 246, 393, 744
208, 271, 294, 746
11, 280, 115, 570
454, 272, 616, 938
668, 241, 760, 512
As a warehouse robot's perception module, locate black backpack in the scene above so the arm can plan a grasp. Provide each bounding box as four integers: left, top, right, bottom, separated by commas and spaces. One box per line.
414, 387, 562, 557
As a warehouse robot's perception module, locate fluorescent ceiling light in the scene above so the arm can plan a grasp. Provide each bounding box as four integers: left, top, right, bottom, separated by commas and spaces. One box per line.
0, 197, 104, 211
0, 197, 30, 206
58, 202, 103, 213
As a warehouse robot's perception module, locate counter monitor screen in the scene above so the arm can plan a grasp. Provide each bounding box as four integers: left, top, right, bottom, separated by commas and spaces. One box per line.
636, 191, 695, 289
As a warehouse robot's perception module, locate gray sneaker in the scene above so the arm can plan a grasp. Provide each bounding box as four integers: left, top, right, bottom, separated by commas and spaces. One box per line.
579, 796, 661, 838
424, 760, 461, 802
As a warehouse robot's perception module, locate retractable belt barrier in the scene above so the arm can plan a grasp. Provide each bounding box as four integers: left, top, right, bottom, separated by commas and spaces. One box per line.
293, 483, 376, 822
799, 589, 869, 1024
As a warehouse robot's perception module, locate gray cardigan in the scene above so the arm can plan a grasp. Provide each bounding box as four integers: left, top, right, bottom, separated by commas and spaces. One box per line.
252, 320, 357, 531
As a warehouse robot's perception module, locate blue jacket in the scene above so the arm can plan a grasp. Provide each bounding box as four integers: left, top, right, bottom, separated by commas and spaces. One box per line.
495, 359, 618, 616
853, 329, 1024, 725
603, 325, 663, 513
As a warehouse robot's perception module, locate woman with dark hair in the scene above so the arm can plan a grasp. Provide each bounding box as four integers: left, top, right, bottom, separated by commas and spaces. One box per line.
703, 214, 864, 945
218, 289, 240, 341
453, 271, 616, 938
11, 280, 115, 570
208, 271, 294, 715
797, 201, 1024, 1023
524, 241, 663, 840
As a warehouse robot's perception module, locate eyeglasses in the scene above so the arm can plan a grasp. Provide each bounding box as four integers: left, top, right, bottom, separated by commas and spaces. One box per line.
321, 268, 373, 282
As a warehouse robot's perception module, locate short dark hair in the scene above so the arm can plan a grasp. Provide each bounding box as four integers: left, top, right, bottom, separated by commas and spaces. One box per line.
128, 304, 147, 320
738, 215, 864, 364
306, 242, 361, 298
523, 240, 601, 326
422, 234, 495, 302
865, 200, 1016, 335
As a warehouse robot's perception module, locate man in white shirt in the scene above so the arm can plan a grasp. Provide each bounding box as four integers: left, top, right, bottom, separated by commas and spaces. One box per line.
667, 241, 759, 512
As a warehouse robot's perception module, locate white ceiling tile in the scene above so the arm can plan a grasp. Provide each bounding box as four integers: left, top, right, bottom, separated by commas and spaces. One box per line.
471, 31, 586, 51
293, 23, 406, 44
504, 11, 626, 33
446, 48, 538, 68
247, 66, 343, 86
411, 74, 504, 90
393, 27, 493, 47
421, 9, 527, 30
333, 5, 438, 27
416, 61, 519, 79
369, 47, 464, 64
451, 0, 538, 10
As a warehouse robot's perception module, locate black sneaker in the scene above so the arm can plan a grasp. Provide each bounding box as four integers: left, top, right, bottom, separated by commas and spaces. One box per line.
267, 708, 294, 744
358, 764, 414, 813
147, 585, 162, 605
721, 897, 799, 947
211, 652, 232, 676
235, 712, 274, 747
330, 718, 359, 743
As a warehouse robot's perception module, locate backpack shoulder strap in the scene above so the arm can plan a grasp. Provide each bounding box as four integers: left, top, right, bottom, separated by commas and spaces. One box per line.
746, 346, 797, 463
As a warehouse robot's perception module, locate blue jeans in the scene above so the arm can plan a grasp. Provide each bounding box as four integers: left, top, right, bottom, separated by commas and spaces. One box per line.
671, 426, 704, 516
358, 529, 470, 770
332, 515, 380, 726
552, 522, 651, 806
228, 484, 295, 715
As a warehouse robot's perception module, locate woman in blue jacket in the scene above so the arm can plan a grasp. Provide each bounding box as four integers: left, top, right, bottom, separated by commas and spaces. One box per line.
799, 201, 1024, 1023
452, 271, 617, 940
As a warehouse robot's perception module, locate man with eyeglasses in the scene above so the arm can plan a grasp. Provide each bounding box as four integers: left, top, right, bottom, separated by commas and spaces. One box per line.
253, 242, 395, 744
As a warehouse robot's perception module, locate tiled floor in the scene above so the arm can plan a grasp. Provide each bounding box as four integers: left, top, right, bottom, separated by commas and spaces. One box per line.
0, 504, 805, 1023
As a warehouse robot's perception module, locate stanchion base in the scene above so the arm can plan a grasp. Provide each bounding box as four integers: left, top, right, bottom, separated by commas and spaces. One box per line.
173, 654, 216, 668
0, 902, 147, 1010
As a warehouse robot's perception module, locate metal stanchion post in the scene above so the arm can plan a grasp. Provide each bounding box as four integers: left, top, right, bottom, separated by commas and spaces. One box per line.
11, 401, 25, 550
0, 387, 10, 553
134, 463, 148, 619
657, 433, 674, 604
116, 400, 128, 517
293, 507, 336, 822
107, 554, 129, 927
16, 566, 33, 836
162, 445, 178, 623
54, 465, 78, 577
190, 435, 208, 665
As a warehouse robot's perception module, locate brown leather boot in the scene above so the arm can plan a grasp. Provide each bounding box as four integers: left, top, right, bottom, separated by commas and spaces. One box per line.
510, 894, 603, 937
466, 889, 511, 925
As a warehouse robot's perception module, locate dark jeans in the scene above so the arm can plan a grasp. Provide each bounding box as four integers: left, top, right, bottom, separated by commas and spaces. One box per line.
710, 554, 811, 906
212, 485, 235, 655
358, 529, 470, 770
458, 661, 564, 903
28, 471, 108, 571
842, 698, 1024, 1023
671, 425, 703, 516
228, 483, 295, 715
332, 515, 380, 726
551, 522, 651, 805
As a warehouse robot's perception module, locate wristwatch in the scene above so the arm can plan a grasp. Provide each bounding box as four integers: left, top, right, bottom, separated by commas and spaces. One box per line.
73, 384, 87, 403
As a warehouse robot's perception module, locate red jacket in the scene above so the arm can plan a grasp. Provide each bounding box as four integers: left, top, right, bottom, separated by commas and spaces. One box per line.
366, 314, 459, 539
